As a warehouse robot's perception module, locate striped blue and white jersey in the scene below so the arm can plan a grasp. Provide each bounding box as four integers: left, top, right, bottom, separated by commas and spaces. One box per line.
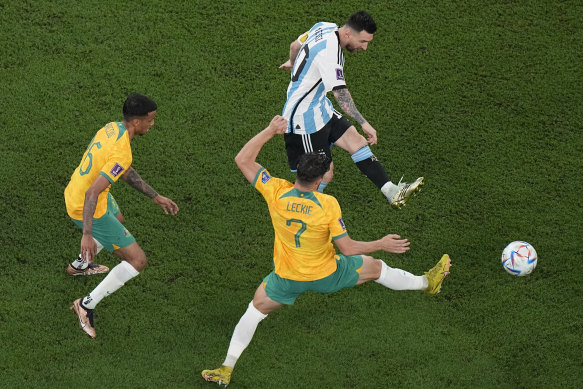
282, 22, 346, 135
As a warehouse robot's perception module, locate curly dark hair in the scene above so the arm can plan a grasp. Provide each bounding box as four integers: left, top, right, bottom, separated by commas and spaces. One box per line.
296, 152, 332, 186
123, 93, 157, 121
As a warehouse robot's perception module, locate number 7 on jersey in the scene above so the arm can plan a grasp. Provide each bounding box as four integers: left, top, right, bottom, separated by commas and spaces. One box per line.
286, 219, 307, 248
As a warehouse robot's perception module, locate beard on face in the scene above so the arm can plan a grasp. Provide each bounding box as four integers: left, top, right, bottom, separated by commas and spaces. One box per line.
345, 43, 359, 53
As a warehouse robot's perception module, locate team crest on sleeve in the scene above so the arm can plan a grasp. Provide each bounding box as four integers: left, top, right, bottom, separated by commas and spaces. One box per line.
110, 163, 124, 177
338, 217, 346, 230
104, 123, 115, 138
261, 171, 271, 184
335, 68, 344, 81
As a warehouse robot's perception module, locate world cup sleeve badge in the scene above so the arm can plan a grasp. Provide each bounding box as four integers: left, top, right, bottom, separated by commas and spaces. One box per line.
110, 163, 124, 177
261, 171, 271, 184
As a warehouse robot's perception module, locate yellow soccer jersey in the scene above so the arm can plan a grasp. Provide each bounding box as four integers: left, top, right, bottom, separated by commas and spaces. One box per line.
64, 122, 132, 220
253, 168, 348, 281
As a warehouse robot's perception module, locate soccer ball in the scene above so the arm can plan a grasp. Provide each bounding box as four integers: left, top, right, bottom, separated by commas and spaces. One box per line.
501, 241, 537, 276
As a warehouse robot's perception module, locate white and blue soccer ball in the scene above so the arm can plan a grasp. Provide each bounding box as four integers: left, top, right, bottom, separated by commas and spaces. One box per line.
501, 241, 538, 276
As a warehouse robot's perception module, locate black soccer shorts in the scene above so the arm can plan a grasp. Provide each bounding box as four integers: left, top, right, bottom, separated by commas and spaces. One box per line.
284, 112, 352, 171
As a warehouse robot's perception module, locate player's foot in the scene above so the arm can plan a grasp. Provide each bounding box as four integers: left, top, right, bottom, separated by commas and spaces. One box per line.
70, 298, 96, 338
389, 177, 424, 209
425, 254, 451, 295
67, 263, 109, 276
202, 365, 233, 387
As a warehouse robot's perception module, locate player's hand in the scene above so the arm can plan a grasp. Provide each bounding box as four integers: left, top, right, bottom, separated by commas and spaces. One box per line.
153, 195, 179, 215
379, 234, 410, 254
361, 122, 378, 145
268, 115, 288, 135
80, 234, 97, 263
279, 60, 293, 71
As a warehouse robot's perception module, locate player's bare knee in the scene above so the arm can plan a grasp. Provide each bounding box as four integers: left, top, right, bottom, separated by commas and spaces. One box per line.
253, 284, 280, 314
363, 256, 382, 279
136, 251, 147, 270
337, 127, 368, 153
252, 299, 268, 314
125, 246, 147, 271
373, 258, 382, 278
354, 134, 368, 149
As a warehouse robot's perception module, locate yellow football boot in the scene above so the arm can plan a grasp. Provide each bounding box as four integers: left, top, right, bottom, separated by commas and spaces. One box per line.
425, 254, 451, 295
202, 365, 233, 387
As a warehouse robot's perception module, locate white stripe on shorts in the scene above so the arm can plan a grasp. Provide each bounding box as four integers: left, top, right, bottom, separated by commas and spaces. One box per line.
302, 134, 314, 153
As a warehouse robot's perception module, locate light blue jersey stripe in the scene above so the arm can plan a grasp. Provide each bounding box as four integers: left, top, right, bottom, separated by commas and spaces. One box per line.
284, 40, 329, 132
283, 22, 341, 134
319, 96, 332, 126
303, 82, 328, 133
293, 40, 327, 91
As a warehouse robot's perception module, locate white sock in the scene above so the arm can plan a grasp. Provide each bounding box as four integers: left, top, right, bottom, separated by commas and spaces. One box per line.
82, 261, 139, 309
381, 181, 398, 199
71, 239, 104, 270
375, 260, 428, 290
222, 301, 267, 368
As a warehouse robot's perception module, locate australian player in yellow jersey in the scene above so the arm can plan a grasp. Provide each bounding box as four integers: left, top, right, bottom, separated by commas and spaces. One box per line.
65, 93, 179, 339
201, 116, 451, 387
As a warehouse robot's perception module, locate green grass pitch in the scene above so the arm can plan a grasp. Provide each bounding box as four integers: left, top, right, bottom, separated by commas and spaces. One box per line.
0, 0, 582, 388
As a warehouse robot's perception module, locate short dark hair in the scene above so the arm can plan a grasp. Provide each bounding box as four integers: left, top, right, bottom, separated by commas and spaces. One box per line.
346, 11, 377, 34
123, 93, 157, 121
296, 153, 332, 186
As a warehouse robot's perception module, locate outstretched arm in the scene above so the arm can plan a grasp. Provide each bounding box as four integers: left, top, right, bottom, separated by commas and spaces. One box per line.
122, 167, 179, 215
122, 167, 158, 198
235, 116, 288, 183
333, 87, 378, 145
279, 40, 302, 71
334, 234, 410, 257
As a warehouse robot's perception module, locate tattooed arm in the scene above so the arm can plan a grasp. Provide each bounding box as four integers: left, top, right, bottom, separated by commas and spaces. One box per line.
333, 86, 378, 145
122, 167, 158, 198
333, 87, 366, 125
122, 167, 179, 215
80, 174, 110, 262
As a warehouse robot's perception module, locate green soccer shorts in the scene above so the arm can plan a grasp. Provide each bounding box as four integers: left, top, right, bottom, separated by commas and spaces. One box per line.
262, 254, 364, 305
71, 193, 135, 252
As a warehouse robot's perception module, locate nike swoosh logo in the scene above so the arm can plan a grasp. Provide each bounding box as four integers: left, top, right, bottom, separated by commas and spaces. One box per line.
75, 304, 87, 328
